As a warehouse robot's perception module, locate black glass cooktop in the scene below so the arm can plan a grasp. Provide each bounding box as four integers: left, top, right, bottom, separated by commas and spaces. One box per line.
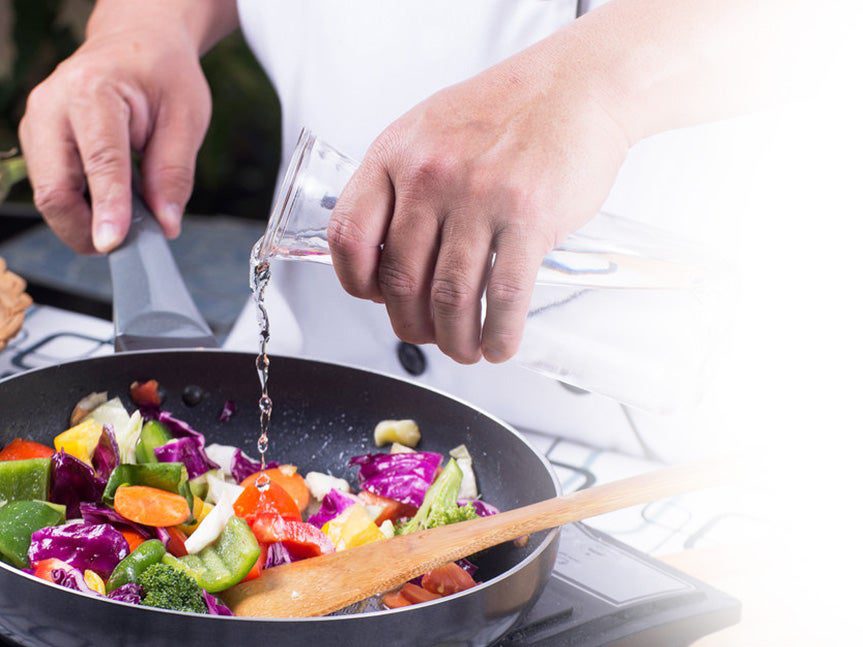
495, 523, 739, 646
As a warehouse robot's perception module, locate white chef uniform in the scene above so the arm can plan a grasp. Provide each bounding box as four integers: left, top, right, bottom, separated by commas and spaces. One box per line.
227, 0, 766, 458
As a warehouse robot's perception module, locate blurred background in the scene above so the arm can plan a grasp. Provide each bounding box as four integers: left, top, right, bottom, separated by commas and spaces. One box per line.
0, 0, 282, 338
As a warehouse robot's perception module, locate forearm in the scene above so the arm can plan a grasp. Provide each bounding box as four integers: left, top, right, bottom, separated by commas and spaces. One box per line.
87, 0, 239, 54
541, 0, 816, 144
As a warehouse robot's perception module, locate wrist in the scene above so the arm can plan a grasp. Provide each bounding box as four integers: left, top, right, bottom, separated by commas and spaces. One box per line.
87, 0, 238, 54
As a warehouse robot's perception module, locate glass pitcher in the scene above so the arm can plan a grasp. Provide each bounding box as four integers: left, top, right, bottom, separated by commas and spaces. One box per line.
254, 128, 734, 413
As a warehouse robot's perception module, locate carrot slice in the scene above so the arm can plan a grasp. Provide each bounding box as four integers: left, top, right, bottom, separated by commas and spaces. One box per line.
0, 438, 54, 461
113, 486, 190, 527
400, 583, 442, 604
120, 528, 146, 552
240, 468, 310, 512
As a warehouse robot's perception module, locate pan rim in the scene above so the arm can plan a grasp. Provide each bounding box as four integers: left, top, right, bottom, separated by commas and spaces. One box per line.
0, 348, 562, 622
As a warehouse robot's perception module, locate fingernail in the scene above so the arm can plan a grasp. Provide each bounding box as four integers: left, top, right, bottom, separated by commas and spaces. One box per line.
94, 220, 120, 253
161, 203, 183, 238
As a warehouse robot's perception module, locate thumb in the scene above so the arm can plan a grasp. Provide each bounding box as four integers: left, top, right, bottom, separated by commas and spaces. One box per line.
140, 106, 208, 238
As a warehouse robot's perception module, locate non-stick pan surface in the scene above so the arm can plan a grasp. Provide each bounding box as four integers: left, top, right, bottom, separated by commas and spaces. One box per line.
0, 349, 560, 647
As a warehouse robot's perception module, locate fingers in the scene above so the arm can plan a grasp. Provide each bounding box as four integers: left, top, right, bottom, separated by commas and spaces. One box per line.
430, 215, 492, 363
141, 103, 208, 239
328, 156, 394, 302
68, 90, 132, 253
481, 227, 547, 363
18, 97, 94, 254
377, 196, 439, 344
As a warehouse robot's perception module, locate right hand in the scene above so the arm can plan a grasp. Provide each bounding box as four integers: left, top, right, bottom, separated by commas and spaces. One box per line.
18, 25, 211, 253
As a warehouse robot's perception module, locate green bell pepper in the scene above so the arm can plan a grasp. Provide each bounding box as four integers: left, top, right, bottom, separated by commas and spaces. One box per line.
180, 516, 260, 593
106, 539, 166, 592
102, 463, 194, 521
0, 500, 65, 568
134, 421, 173, 464
0, 458, 51, 504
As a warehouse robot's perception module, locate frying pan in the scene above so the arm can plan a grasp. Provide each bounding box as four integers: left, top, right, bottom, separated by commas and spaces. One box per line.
0, 193, 560, 646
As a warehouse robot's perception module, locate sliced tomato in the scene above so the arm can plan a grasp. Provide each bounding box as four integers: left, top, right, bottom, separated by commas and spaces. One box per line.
233, 482, 301, 523
240, 467, 309, 512
163, 526, 188, 557
358, 490, 417, 525
129, 379, 162, 408
120, 528, 147, 553
0, 438, 55, 461
421, 562, 477, 596
251, 517, 334, 559
241, 545, 267, 583
31, 558, 72, 582
382, 591, 412, 609
400, 583, 442, 604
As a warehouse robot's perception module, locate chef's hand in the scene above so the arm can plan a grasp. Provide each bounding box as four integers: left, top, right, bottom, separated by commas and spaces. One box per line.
329, 32, 630, 364
19, 1, 237, 254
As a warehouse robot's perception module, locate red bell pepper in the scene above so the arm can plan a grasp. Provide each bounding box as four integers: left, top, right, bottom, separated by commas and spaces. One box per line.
233, 482, 301, 523
250, 516, 334, 559
0, 438, 54, 461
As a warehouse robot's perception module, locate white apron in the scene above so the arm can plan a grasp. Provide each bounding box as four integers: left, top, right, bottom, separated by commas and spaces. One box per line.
229, 0, 764, 457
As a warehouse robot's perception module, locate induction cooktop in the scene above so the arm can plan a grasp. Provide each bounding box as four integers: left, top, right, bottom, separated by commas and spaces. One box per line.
494, 523, 739, 646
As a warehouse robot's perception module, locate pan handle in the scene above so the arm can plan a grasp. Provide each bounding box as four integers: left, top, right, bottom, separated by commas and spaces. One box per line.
108, 185, 218, 352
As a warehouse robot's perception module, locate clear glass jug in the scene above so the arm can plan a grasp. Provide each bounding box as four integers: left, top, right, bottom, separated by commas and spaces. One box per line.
254, 129, 733, 413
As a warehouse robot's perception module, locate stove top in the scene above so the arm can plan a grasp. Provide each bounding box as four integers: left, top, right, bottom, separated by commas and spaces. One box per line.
496, 524, 739, 645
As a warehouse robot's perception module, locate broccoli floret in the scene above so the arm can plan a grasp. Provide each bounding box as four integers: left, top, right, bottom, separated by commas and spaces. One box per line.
139, 562, 207, 614
398, 459, 475, 535
426, 500, 477, 529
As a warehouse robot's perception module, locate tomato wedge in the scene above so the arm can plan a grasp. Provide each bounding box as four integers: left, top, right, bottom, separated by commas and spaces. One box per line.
233, 482, 301, 523
129, 379, 162, 408
421, 562, 477, 596
250, 517, 334, 559
241, 545, 267, 583
240, 468, 309, 512
163, 526, 188, 557
400, 583, 442, 604
114, 485, 190, 527
358, 490, 417, 525
0, 438, 54, 461
31, 558, 72, 582
382, 591, 412, 609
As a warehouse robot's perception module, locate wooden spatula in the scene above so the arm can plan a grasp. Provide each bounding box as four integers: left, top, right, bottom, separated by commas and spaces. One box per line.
223, 458, 733, 618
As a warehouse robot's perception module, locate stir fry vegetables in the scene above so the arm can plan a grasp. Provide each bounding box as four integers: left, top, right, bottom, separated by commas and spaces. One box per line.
0, 379, 498, 616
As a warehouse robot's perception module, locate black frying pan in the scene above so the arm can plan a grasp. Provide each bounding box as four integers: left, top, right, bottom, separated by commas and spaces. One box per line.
0, 193, 560, 646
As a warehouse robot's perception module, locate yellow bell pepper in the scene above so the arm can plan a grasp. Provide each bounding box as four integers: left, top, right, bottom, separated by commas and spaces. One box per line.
53, 418, 103, 466
83, 569, 106, 595
177, 496, 213, 535
322, 504, 385, 551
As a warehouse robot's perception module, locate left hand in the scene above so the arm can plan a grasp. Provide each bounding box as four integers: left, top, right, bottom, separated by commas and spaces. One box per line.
329, 26, 631, 364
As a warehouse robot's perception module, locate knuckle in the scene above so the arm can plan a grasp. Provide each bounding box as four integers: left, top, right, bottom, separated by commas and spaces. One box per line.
82, 143, 125, 177
378, 260, 420, 300
327, 214, 367, 255
487, 277, 528, 308
404, 153, 455, 192
431, 276, 474, 316
152, 163, 194, 193
32, 185, 76, 215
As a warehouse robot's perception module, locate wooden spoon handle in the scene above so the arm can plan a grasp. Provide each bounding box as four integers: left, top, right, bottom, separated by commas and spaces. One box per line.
416, 456, 732, 562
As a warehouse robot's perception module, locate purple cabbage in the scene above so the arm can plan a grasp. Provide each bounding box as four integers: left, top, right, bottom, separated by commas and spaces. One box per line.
107, 582, 142, 605
218, 400, 237, 423
307, 489, 358, 529
79, 503, 150, 538
231, 450, 278, 484
153, 527, 171, 546
349, 452, 443, 508
264, 542, 292, 569
147, 410, 218, 479
50, 564, 92, 594
91, 425, 120, 480
50, 451, 106, 518
456, 558, 479, 577
458, 498, 499, 517
154, 436, 215, 480
202, 590, 234, 616
28, 523, 129, 578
